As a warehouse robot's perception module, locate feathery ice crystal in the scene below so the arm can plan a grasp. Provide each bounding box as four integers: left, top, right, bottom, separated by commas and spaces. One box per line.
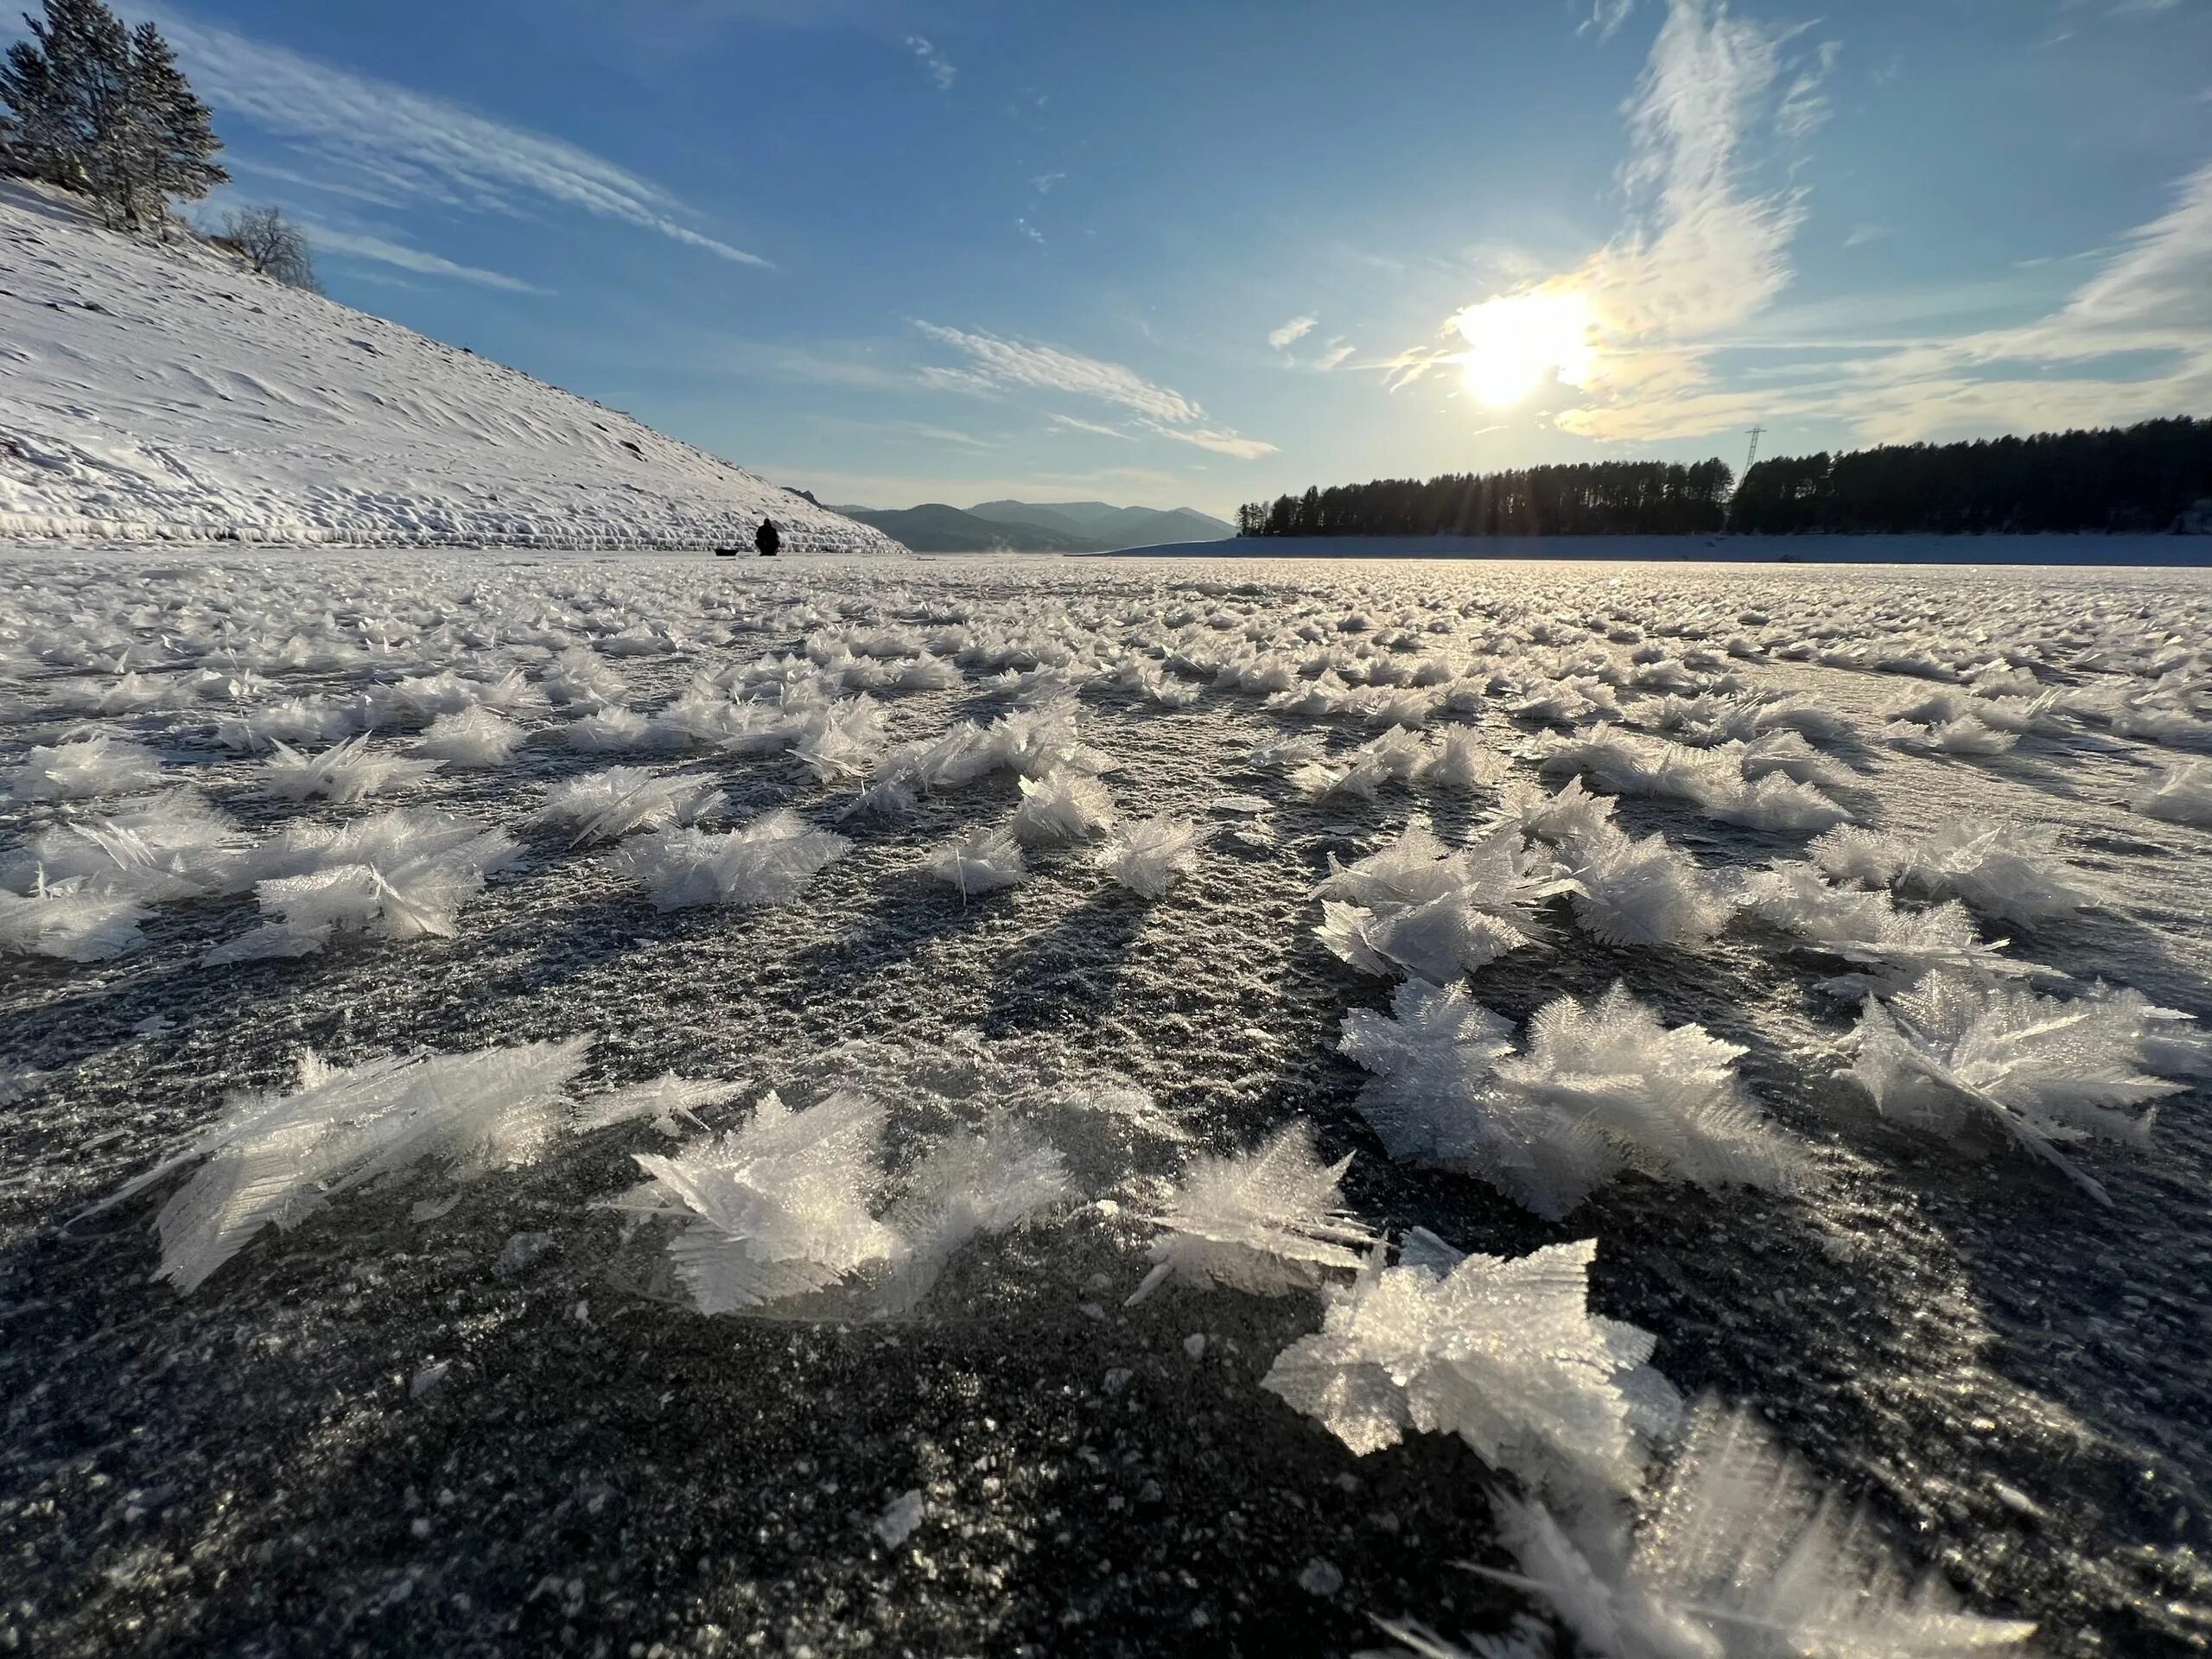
1483, 1396, 2037, 1658
9, 734, 164, 802
1341, 980, 1802, 1218
1262, 1235, 1681, 1516
1127, 1120, 1376, 1304
927, 823, 1028, 896
98, 1038, 594, 1294
618, 810, 850, 909
1846, 972, 2205, 1204
1096, 816, 1203, 899
539, 766, 726, 845
1810, 819, 2093, 926
620, 1090, 903, 1313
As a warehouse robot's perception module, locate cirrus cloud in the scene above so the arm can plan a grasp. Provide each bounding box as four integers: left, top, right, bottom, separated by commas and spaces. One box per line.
915, 322, 1276, 457
130, 4, 770, 268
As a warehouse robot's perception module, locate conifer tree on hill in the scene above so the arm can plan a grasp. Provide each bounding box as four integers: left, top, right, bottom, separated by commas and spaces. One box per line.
0, 0, 227, 231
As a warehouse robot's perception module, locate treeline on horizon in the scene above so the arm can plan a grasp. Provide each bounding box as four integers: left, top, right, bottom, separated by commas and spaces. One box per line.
1234, 417, 2212, 538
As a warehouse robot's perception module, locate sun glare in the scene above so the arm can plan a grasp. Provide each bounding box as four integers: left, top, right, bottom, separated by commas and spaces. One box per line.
1451, 288, 1596, 408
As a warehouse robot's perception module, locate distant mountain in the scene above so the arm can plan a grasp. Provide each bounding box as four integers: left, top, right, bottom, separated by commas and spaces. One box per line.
968, 500, 1234, 546
828, 502, 1106, 553
1119, 506, 1238, 545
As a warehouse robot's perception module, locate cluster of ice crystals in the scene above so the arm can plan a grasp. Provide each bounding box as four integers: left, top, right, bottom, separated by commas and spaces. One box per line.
8, 734, 164, 802
263, 734, 442, 803
1314, 816, 1554, 984
207, 808, 518, 961
2129, 758, 2212, 827
415, 706, 528, 768
1341, 980, 1800, 1218
1810, 819, 2093, 926
926, 823, 1028, 896
1484, 1397, 2039, 1659
621, 1090, 904, 1313
1096, 815, 1203, 898
537, 766, 726, 845
617, 810, 850, 909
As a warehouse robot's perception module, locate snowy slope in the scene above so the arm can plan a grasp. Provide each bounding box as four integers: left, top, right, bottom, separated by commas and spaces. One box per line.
0, 183, 905, 556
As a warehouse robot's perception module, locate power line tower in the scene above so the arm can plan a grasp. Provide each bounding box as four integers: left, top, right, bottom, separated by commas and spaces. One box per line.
1723, 424, 1765, 533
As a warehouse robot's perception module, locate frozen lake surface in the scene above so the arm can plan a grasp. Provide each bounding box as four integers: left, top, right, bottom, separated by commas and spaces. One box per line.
1, 549, 2208, 1657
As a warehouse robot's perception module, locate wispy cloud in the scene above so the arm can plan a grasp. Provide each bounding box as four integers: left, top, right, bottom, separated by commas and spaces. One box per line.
1151, 424, 1278, 460
1842, 222, 1895, 248
1392, 0, 1831, 435
135, 6, 769, 267
1776, 40, 1841, 142
906, 35, 957, 92
915, 324, 1203, 422
1047, 413, 1134, 439
1580, 0, 1640, 42
1315, 338, 1356, 370
307, 226, 551, 294
1268, 314, 1319, 350
915, 322, 1276, 458
1032, 171, 1066, 194
1559, 157, 2212, 443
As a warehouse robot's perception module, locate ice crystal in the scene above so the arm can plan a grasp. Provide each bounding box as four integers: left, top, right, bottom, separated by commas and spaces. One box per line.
1096, 815, 1202, 898
99, 1038, 593, 1294
1845, 972, 2205, 1203
1484, 1397, 2038, 1658
618, 810, 850, 909
264, 734, 442, 803
620, 1090, 903, 1313
1127, 1121, 1376, 1304
9, 734, 164, 802
927, 823, 1028, 896
1810, 820, 2093, 926
1262, 1236, 1681, 1513
538, 766, 725, 845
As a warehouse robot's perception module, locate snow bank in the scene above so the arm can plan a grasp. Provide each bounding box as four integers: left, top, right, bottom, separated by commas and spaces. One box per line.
0, 181, 905, 555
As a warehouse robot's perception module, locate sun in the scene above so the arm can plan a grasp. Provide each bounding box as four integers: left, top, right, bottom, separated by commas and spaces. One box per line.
1450, 287, 1597, 408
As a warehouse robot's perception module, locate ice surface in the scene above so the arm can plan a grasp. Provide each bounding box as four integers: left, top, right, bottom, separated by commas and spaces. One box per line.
3, 548, 2206, 1655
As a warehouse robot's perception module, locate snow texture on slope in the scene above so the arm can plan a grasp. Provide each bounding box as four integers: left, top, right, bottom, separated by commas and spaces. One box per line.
0, 182, 904, 555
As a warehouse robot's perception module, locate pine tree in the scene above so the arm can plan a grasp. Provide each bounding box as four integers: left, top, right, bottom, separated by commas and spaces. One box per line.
0, 2, 224, 230
128, 20, 225, 219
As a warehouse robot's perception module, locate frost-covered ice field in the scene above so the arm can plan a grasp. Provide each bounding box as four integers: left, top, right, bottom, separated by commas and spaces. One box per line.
2, 548, 2209, 1658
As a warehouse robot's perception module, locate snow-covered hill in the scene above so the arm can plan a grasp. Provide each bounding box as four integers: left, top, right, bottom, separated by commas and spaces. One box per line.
0, 182, 905, 556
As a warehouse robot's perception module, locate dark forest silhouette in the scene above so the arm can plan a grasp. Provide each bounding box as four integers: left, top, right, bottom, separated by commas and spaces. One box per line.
1236, 417, 2212, 538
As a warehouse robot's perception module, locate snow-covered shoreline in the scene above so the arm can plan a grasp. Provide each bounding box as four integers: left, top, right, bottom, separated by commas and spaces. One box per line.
1106, 532, 2212, 565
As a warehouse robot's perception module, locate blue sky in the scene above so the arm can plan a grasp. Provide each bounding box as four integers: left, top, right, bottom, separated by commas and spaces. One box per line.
71, 1, 2212, 514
